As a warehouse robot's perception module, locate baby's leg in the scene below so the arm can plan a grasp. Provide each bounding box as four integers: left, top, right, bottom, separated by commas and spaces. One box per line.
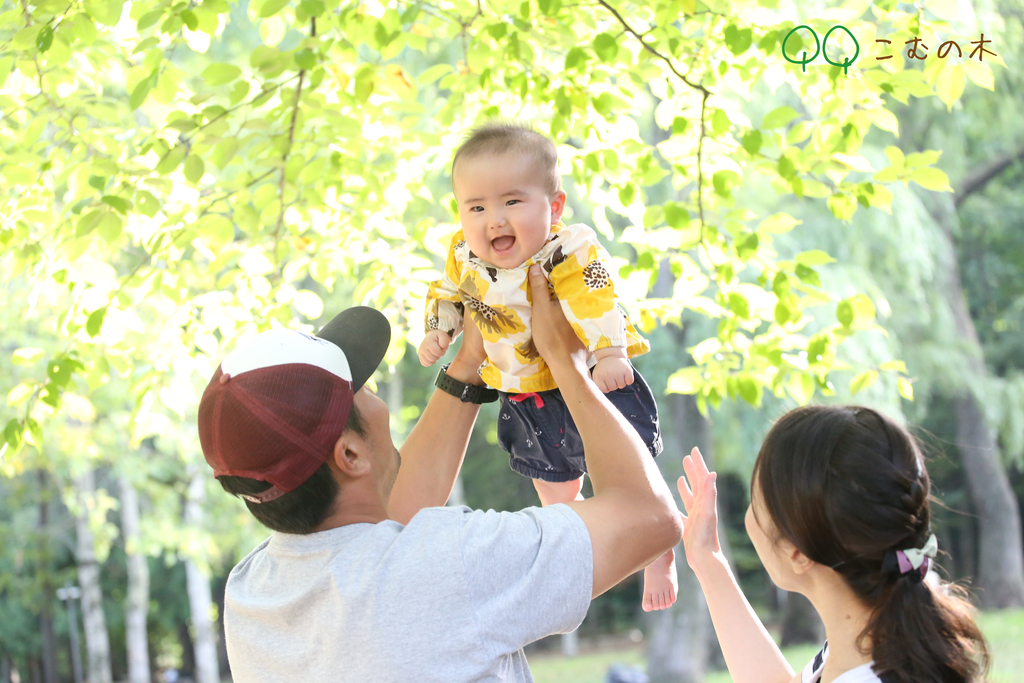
642, 548, 678, 612
533, 476, 585, 506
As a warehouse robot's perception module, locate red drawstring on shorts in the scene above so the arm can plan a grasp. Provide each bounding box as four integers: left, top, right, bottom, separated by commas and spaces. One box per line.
510, 392, 545, 409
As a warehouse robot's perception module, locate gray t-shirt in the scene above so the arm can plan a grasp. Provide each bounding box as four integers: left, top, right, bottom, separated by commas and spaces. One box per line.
223, 503, 593, 682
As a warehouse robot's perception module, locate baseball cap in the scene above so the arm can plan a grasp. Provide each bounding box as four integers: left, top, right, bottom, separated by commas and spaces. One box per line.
198, 307, 391, 504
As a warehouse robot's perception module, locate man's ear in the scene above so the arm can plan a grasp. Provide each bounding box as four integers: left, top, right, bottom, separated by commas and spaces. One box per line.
332, 431, 371, 478
549, 190, 567, 223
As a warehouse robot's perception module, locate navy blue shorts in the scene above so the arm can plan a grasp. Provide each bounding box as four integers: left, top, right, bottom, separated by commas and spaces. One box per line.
496, 367, 662, 482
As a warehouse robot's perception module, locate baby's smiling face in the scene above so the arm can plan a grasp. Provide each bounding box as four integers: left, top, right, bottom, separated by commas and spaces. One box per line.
452, 151, 566, 269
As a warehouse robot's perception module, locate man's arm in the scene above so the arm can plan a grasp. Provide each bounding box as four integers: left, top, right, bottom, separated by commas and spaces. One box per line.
527, 265, 683, 598
389, 321, 487, 524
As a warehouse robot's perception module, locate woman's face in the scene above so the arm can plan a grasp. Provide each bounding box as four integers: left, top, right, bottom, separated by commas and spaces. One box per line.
745, 477, 804, 592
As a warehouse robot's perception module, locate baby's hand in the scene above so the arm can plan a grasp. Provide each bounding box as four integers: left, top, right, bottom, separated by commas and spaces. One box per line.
592, 355, 634, 393
418, 330, 451, 366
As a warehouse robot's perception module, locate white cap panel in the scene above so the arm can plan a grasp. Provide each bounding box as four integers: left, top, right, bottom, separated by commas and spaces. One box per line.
221, 329, 353, 382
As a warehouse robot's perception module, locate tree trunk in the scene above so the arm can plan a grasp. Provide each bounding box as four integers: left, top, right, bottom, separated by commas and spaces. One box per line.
952, 394, 1024, 607
37, 471, 59, 683
119, 473, 151, 683
924, 193, 1024, 608
645, 387, 714, 683
184, 470, 221, 683
74, 468, 113, 683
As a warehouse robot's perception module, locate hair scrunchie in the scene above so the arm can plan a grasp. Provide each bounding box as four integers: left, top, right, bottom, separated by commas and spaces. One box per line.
882, 533, 937, 582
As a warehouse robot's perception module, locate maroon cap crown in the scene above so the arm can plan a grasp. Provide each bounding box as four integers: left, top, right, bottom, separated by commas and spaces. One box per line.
197, 309, 390, 503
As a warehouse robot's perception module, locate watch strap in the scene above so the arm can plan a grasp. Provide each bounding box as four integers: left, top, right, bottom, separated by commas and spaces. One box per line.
435, 364, 498, 404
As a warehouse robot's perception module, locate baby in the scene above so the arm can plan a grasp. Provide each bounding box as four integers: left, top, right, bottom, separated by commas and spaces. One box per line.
419, 120, 677, 611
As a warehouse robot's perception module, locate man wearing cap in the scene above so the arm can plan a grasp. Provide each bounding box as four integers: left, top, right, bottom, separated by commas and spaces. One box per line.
198, 265, 682, 682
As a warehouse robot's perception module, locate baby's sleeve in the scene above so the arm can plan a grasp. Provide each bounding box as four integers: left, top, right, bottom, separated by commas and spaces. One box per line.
547, 232, 628, 352
425, 231, 466, 339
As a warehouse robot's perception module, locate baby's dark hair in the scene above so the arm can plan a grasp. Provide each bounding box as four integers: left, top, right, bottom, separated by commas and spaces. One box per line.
451, 120, 560, 195
752, 405, 988, 683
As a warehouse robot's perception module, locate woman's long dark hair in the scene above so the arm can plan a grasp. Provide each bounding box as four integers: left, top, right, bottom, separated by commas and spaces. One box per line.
752, 405, 988, 683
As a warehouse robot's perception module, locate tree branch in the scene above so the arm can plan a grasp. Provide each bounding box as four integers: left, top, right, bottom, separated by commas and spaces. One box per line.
955, 145, 1024, 207
273, 18, 315, 267
594, 0, 715, 265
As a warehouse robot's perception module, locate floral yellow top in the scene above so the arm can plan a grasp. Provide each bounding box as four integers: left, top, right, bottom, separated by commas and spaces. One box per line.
425, 222, 650, 393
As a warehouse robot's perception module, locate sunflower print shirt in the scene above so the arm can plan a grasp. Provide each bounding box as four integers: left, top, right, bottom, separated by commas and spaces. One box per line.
425, 221, 650, 393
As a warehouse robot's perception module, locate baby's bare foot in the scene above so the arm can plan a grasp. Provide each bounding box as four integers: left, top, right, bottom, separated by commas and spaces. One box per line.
641, 548, 678, 612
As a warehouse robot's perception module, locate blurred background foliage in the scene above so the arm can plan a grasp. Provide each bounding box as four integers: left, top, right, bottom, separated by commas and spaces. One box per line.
1, 0, 1023, 680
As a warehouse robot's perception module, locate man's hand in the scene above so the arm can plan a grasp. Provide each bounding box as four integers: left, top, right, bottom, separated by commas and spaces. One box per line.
592, 355, 634, 393
528, 264, 586, 371
418, 330, 451, 366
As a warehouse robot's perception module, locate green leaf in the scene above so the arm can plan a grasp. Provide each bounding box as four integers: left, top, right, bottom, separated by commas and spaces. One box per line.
7, 383, 34, 406
4, 420, 25, 452
86, 308, 106, 337
758, 213, 800, 234
911, 167, 953, 192
129, 72, 157, 110
775, 300, 791, 324
184, 155, 205, 184
295, 48, 316, 70
850, 370, 879, 395
738, 376, 761, 406
593, 33, 618, 62
664, 203, 689, 229
156, 145, 186, 175
76, 211, 103, 237
419, 64, 452, 85
724, 25, 752, 55
36, 26, 54, 52
97, 213, 122, 243
794, 264, 820, 286
299, 0, 324, 16
101, 195, 130, 214
762, 106, 798, 129
728, 292, 749, 318
936, 63, 965, 110
794, 250, 836, 266
741, 130, 762, 155
826, 193, 857, 221
777, 155, 796, 180
84, 0, 122, 26
884, 146, 905, 171
259, 0, 290, 18
836, 299, 854, 327
618, 183, 636, 206
211, 139, 240, 169
202, 63, 242, 86
788, 372, 815, 404
12, 348, 45, 366
898, 377, 914, 400
181, 9, 199, 30
666, 366, 703, 394
879, 359, 908, 373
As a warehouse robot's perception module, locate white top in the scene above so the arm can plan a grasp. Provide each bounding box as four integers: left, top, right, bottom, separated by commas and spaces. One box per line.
802, 641, 888, 683
223, 504, 593, 683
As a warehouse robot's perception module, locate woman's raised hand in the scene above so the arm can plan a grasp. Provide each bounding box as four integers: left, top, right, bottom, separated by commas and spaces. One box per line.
677, 447, 723, 572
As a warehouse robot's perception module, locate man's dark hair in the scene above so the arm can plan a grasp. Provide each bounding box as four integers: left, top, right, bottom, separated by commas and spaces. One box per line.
218, 403, 367, 534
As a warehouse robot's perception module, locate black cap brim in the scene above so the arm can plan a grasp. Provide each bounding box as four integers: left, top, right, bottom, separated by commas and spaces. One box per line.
316, 306, 391, 391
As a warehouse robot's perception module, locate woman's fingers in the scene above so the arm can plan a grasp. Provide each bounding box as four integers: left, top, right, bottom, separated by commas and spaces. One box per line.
677, 474, 694, 510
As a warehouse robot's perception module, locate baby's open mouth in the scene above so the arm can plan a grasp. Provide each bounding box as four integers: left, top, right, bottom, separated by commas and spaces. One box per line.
492, 236, 515, 251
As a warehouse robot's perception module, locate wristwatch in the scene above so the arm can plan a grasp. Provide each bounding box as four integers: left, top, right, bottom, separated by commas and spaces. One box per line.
435, 363, 499, 404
